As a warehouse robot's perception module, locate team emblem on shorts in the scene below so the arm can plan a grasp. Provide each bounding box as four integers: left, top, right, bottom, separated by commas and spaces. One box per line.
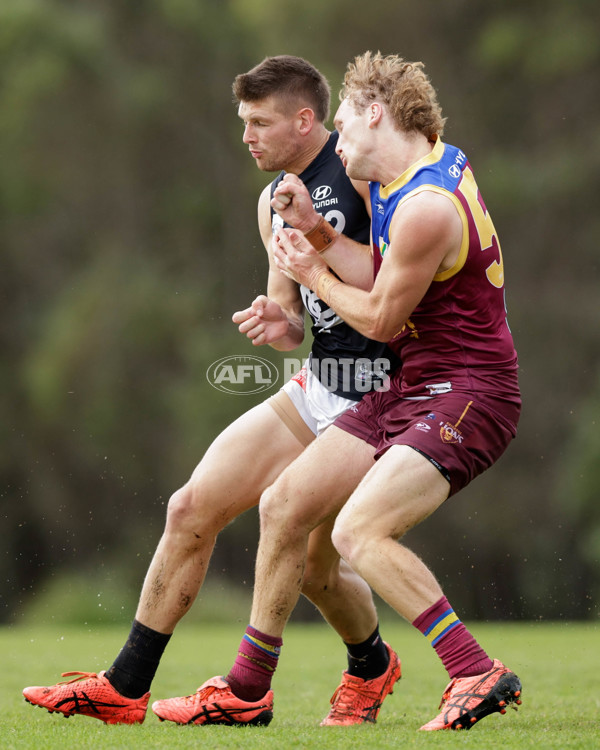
439, 421, 463, 444
439, 401, 472, 444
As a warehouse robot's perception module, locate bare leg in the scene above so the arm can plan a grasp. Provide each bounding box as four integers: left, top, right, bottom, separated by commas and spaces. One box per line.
135, 402, 307, 633
332, 444, 450, 622
135, 407, 379, 644
303, 519, 378, 643
331, 446, 524, 733
249, 427, 376, 637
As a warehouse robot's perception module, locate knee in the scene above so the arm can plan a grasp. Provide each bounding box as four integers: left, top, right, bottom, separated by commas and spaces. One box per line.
259, 481, 311, 539
331, 515, 369, 571
165, 483, 198, 531
165, 480, 222, 537
258, 483, 289, 532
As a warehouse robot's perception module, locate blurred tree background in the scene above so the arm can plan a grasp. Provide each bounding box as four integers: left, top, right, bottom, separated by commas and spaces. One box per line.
1, 0, 599, 626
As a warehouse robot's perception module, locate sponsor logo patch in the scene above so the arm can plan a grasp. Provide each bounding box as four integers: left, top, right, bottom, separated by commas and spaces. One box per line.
311, 185, 332, 201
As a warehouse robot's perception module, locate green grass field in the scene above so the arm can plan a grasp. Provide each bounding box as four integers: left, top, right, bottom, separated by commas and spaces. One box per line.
2, 620, 597, 749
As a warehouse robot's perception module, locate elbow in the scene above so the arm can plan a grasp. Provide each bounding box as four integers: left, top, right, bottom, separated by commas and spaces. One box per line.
270, 338, 303, 352
363, 312, 402, 343
363, 326, 390, 343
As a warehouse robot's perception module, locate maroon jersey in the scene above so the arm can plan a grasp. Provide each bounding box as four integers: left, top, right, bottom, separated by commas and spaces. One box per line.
369, 137, 519, 406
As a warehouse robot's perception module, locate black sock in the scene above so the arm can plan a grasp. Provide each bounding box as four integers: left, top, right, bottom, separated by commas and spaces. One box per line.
105, 619, 171, 698
344, 624, 390, 680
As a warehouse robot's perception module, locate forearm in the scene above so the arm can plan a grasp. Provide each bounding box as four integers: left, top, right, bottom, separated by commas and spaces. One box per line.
262, 263, 306, 350
268, 314, 305, 351
321, 236, 373, 291
301, 215, 372, 291
314, 271, 393, 343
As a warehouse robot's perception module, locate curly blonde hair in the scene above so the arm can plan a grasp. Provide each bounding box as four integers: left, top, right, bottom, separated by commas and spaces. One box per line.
340, 51, 446, 138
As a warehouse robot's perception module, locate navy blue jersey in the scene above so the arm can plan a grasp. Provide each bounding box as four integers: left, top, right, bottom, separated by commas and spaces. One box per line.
271, 132, 399, 400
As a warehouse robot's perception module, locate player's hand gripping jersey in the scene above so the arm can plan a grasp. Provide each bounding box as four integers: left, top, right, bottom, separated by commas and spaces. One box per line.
272, 132, 399, 401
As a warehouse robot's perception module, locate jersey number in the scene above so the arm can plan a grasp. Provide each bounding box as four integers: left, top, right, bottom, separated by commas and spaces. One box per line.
457, 167, 504, 289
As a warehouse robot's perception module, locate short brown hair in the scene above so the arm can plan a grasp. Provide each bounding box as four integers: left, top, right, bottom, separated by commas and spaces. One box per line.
233, 55, 331, 123
341, 51, 446, 138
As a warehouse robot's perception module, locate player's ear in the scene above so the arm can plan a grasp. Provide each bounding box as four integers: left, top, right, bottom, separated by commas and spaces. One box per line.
368, 102, 383, 127
297, 107, 315, 135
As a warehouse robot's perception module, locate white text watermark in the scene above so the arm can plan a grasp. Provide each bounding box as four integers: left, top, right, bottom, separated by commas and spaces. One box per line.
206, 355, 391, 395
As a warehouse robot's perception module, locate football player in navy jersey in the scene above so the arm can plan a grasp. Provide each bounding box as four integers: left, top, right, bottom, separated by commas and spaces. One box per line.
24, 56, 401, 728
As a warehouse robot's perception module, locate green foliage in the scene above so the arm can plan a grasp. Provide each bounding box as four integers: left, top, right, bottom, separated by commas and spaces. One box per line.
553, 373, 600, 609
1, 0, 599, 624
475, 7, 599, 77
14, 568, 254, 627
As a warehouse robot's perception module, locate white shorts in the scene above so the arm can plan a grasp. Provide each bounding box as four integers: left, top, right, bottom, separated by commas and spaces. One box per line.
266, 356, 357, 445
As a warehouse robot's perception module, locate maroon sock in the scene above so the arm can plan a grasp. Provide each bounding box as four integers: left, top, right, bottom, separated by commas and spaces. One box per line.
412, 597, 493, 679
226, 625, 282, 701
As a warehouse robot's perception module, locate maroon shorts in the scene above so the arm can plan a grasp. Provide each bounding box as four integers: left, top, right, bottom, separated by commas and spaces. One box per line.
334, 390, 520, 497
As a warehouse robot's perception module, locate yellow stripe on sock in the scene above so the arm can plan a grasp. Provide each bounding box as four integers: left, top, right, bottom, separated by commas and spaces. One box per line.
245, 634, 280, 655
426, 612, 459, 644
